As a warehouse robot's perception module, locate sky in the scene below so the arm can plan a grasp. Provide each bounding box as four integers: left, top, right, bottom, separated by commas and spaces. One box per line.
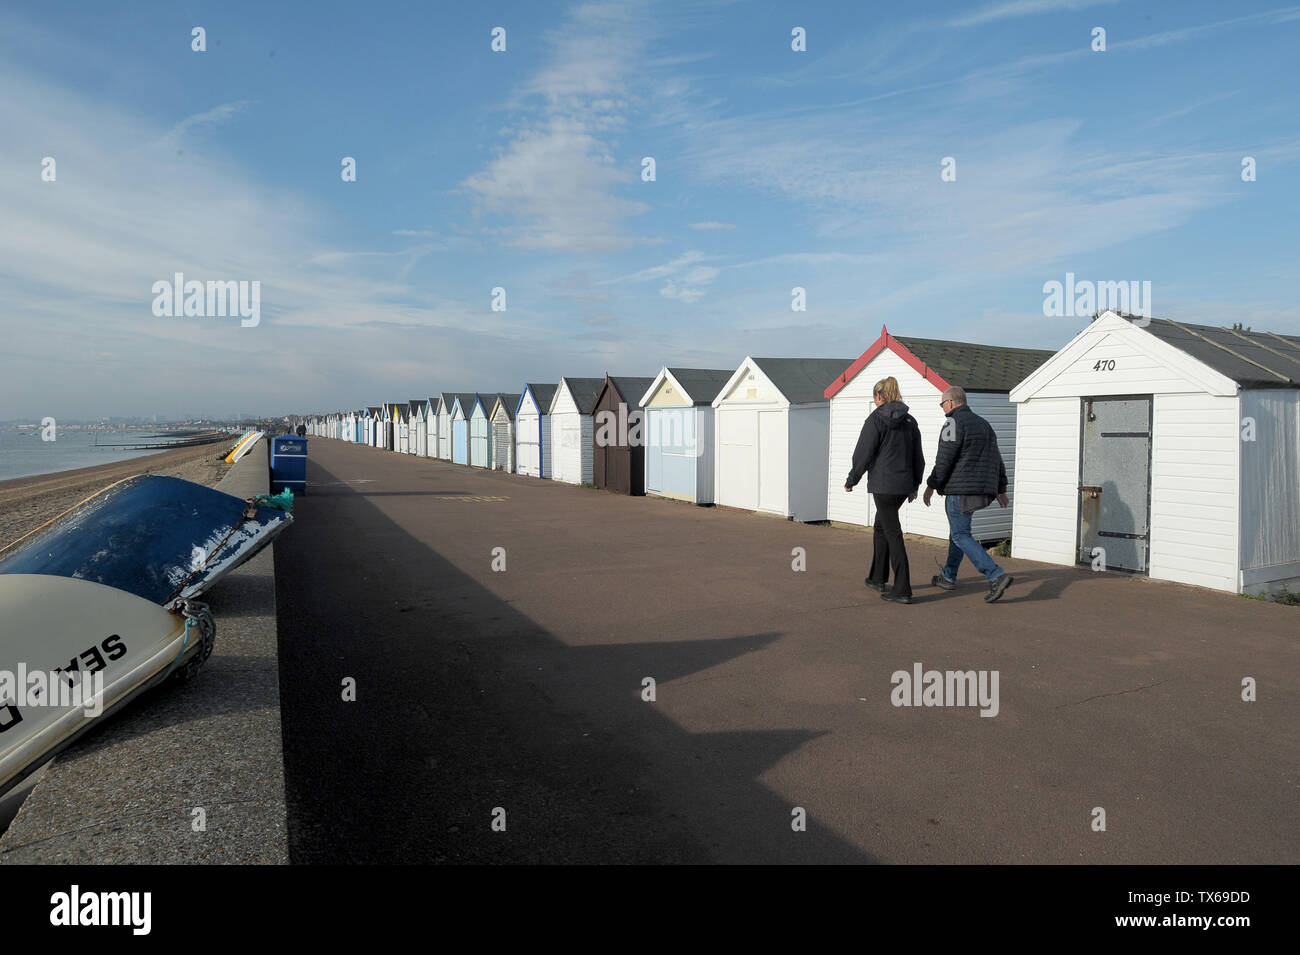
1, 0, 1298, 419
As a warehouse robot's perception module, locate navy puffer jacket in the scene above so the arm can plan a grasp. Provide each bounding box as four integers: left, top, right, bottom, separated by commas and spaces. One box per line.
926, 404, 1008, 495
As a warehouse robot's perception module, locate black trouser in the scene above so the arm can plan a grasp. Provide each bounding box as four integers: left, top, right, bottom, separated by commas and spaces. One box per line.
868, 493, 911, 597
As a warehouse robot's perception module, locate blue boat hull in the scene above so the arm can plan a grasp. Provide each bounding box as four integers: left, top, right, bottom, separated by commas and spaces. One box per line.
0, 475, 292, 606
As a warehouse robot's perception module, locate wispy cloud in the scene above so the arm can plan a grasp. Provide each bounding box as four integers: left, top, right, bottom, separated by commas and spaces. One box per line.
1145, 91, 1241, 127
688, 221, 736, 230
153, 101, 254, 151
0, 64, 471, 415
610, 250, 721, 303
945, 0, 1119, 29
461, 1, 658, 252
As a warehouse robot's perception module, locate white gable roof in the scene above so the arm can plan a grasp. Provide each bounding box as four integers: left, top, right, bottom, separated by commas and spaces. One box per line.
1010, 311, 1239, 402
710, 357, 790, 409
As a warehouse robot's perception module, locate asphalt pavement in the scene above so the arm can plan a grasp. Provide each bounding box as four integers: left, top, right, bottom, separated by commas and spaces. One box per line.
274, 438, 1299, 864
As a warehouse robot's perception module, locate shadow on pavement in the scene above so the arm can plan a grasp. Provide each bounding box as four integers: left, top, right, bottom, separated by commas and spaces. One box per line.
274, 455, 876, 864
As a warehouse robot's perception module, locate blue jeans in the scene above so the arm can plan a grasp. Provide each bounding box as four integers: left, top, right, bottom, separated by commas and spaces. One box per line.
941, 493, 1005, 583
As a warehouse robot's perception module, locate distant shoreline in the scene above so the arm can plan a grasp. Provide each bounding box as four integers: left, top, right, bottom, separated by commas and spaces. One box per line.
0, 431, 228, 484
0, 441, 232, 553
0, 444, 177, 491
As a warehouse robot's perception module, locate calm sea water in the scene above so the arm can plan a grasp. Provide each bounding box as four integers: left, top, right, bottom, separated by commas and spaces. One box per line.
0, 429, 191, 482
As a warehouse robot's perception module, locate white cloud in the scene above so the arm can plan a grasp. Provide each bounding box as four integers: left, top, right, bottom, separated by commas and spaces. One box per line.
657, 282, 703, 303
461, 0, 660, 252
612, 250, 715, 284
154, 101, 254, 150
0, 61, 471, 416
688, 221, 736, 230
463, 118, 649, 251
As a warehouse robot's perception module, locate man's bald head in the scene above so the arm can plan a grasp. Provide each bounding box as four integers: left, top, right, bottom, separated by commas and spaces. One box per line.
940, 386, 967, 407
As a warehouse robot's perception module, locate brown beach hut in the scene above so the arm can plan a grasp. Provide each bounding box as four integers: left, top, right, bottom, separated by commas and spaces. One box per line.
592, 374, 655, 495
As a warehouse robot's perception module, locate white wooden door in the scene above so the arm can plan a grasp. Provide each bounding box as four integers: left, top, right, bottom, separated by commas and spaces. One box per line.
758, 411, 787, 514
517, 413, 539, 476
555, 415, 581, 483
717, 409, 758, 510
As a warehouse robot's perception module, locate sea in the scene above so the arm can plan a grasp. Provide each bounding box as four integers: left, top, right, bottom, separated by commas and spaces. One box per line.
0, 429, 201, 482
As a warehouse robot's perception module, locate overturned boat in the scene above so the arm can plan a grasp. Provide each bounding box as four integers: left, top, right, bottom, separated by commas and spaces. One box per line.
0, 475, 292, 797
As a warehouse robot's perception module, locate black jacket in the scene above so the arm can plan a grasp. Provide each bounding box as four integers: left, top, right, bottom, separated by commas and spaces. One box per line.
845, 400, 925, 495
926, 404, 1007, 495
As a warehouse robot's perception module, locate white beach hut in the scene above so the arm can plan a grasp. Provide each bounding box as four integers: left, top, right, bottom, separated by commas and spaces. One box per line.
435, 394, 455, 461
409, 400, 426, 456
824, 326, 1053, 542
1010, 311, 1300, 595
639, 367, 734, 504
515, 384, 557, 479
548, 377, 604, 485
396, 403, 410, 454
422, 398, 436, 457
469, 395, 493, 468
712, 357, 855, 522
383, 404, 397, 450
488, 394, 516, 472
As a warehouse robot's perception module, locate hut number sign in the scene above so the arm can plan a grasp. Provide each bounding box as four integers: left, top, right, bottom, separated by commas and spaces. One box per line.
1092, 359, 1116, 371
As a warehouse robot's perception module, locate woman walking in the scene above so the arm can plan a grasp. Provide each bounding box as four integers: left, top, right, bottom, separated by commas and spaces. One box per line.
843, 377, 926, 604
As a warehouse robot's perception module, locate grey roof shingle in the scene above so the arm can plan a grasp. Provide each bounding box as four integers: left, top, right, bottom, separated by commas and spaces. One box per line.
489, 393, 517, 419
751, 358, 858, 404
663, 367, 735, 405
558, 378, 605, 414
606, 376, 656, 409
893, 337, 1056, 393
1127, 316, 1300, 389
525, 383, 558, 412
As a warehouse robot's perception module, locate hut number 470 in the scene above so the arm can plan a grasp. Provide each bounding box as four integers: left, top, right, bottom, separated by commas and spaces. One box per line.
1092, 360, 1116, 371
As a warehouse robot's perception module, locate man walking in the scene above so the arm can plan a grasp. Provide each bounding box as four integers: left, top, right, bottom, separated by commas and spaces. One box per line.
922, 386, 1014, 602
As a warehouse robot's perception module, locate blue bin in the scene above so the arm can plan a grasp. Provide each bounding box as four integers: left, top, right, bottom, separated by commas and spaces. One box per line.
270, 436, 308, 495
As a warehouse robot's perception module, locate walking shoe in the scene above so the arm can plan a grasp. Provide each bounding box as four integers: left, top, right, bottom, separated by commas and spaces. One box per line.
881, 591, 913, 604
985, 574, 1014, 603
931, 574, 955, 591
864, 577, 885, 592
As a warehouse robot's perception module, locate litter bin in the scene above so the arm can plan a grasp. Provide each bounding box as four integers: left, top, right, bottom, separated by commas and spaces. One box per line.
270, 435, 308, 495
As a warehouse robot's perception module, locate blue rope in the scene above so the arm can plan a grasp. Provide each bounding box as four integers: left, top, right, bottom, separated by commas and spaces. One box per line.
161, 616, 194, 681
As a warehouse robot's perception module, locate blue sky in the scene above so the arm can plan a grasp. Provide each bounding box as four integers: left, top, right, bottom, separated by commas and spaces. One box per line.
2, 0, 1298, 418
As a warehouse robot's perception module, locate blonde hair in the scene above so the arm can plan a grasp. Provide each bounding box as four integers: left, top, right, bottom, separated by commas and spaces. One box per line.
873, 376, 902, 403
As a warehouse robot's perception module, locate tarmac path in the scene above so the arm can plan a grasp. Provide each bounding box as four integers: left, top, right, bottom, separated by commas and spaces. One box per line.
274, 438, 1299, 864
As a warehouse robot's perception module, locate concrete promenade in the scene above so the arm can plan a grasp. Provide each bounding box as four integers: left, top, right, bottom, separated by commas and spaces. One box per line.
0, 441, 289, 863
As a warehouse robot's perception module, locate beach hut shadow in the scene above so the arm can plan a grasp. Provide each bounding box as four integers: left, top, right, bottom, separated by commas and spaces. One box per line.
271, 455, 876, 864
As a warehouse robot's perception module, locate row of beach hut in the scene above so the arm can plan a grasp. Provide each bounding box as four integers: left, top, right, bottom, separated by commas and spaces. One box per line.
304, 312, 1300, 597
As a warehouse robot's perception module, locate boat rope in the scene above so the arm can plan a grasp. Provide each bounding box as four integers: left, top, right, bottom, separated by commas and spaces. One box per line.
161, 497, 273, 605
160, 601, 203, 680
